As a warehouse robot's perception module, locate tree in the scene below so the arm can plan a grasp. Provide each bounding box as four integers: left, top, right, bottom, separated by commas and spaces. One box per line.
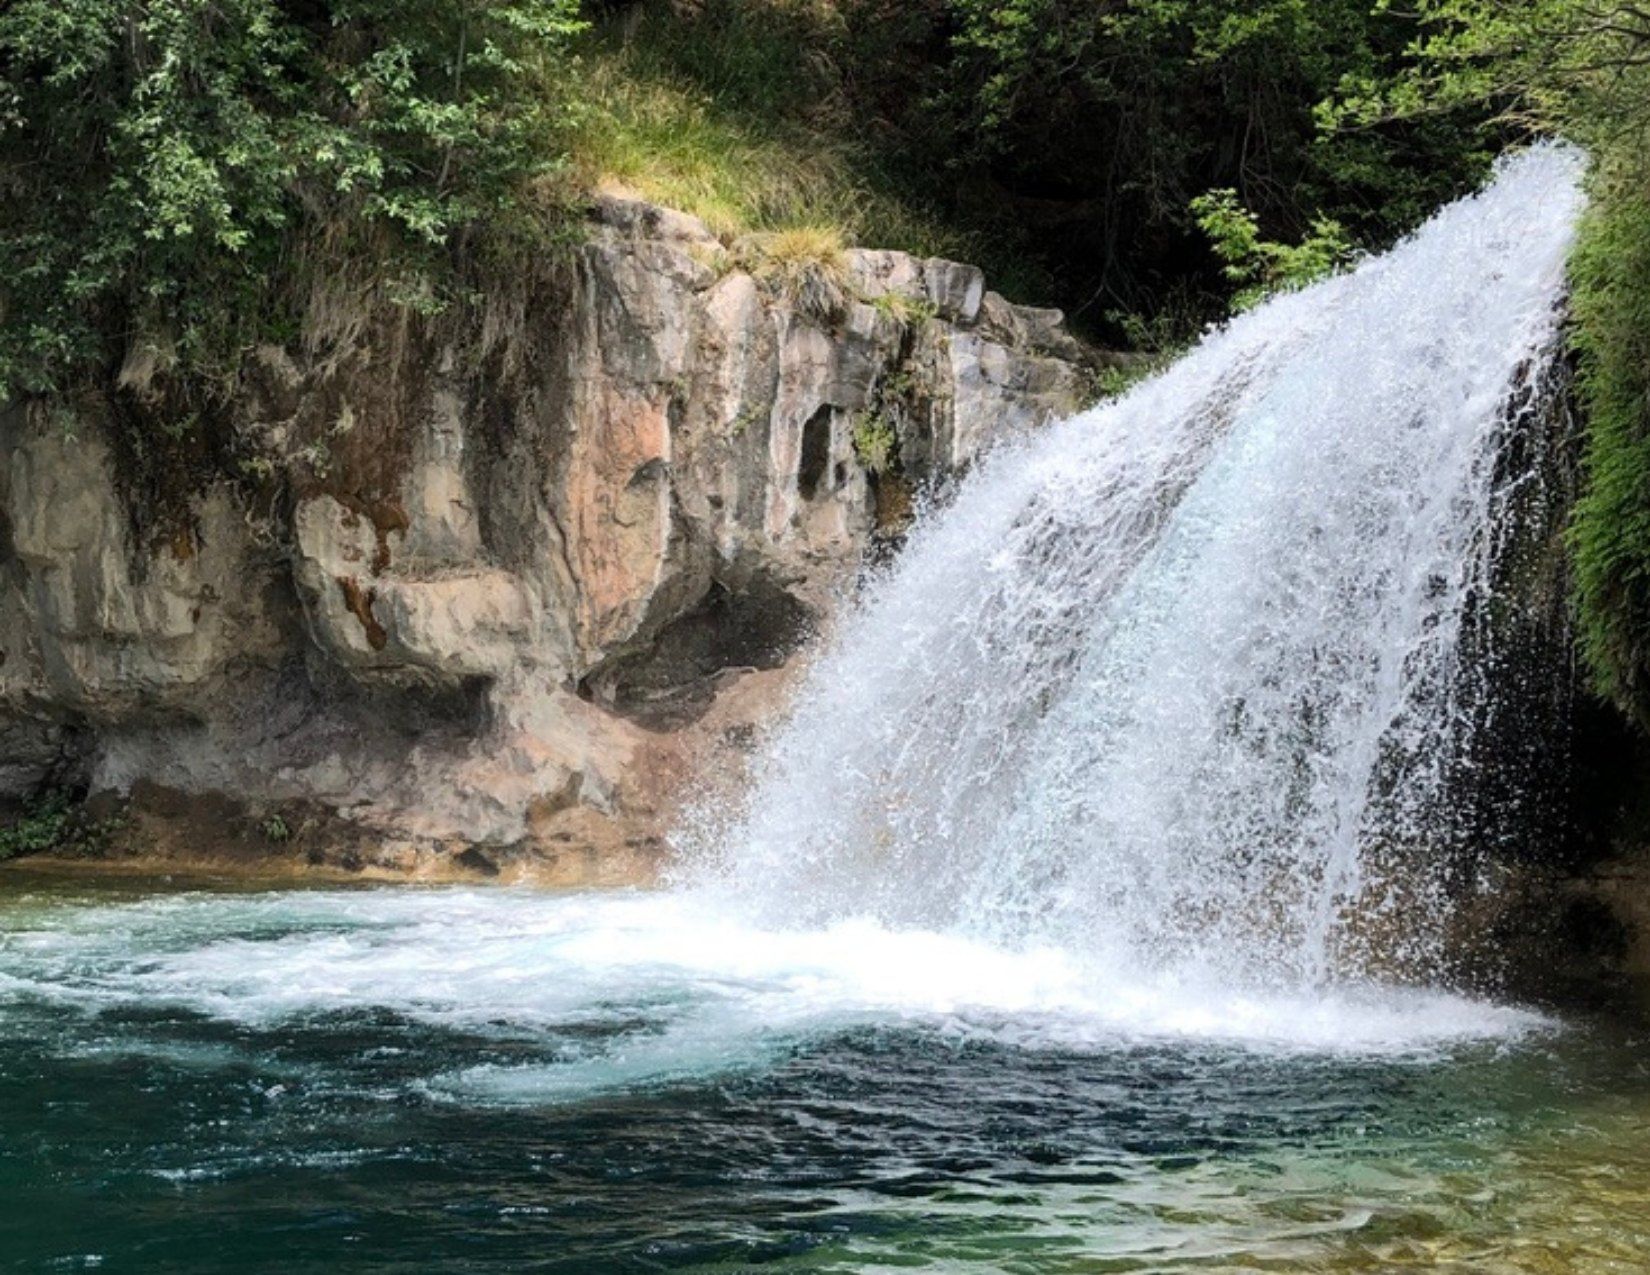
931, 0, 1495, 323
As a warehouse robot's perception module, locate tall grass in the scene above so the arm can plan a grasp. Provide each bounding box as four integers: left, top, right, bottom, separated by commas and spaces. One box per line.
564, 3, 1051, 300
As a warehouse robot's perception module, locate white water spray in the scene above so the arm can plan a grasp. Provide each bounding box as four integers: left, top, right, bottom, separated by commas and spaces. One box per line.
685, 145, 1585, 989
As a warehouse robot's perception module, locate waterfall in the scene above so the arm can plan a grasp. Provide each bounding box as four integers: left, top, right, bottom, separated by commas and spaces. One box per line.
684, 145, 1585, 990
0, 159, 1589, 1137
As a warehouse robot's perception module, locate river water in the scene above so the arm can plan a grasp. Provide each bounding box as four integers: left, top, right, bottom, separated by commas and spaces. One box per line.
2, 872, 1647, 1274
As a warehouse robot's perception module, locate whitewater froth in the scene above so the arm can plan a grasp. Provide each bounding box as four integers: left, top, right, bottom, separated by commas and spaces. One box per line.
683, 144, 1585, 989
0, 886, 1546, 1109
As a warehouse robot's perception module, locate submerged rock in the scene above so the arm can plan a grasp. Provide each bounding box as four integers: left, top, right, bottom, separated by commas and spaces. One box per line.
0, 198, 1098, 879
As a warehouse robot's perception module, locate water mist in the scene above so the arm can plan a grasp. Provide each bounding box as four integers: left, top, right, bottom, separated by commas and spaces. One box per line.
685, 144, 1586, 993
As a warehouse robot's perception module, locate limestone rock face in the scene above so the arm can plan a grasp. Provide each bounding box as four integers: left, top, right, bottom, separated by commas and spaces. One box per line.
0, 197, 1099, 878
1, 425, 273, 720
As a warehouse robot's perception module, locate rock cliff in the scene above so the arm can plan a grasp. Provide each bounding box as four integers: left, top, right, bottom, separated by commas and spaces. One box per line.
0, 197, 1097, 880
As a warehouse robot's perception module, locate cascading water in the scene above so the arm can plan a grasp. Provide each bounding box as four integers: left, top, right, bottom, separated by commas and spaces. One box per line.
684, 144, 1586, 991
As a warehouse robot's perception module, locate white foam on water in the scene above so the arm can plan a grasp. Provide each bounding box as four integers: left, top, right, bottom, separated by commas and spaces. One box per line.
0, 888, 1548, 1105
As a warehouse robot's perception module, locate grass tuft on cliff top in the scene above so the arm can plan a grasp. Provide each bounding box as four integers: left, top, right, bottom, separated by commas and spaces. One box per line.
564, 5, 1051, 302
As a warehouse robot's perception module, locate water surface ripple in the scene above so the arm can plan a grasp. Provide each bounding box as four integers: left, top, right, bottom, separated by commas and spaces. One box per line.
2, 877, 1648, 1274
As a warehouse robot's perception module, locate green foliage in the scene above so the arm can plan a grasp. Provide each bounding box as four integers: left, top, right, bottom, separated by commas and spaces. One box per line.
1092, 357, 1166, 404
567, 4, 1043, 296
851, 412, 899, 477
0, 790, 73, 861
1191, 190, 1356, 309
0, 0, 585, 401
0, 0, 1507, 390
933, 0, 1496, 325
1325, 1, 1650, 145
1569, 164, 1650, 722
588, 0, 1499, 341
867, 291, 940, 329
1336, 2, 1650, 717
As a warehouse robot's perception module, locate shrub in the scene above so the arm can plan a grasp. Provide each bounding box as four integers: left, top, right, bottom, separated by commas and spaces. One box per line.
0, 791, 73, 861
937, 0, 1495, 322
851, 412, 899, 476
1191, 190, 1356, 310
1569, 165, 1650, 723
0, 0, 585, 403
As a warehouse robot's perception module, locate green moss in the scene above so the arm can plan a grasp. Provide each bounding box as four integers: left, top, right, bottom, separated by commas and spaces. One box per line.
1569, 160, 1650, 725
